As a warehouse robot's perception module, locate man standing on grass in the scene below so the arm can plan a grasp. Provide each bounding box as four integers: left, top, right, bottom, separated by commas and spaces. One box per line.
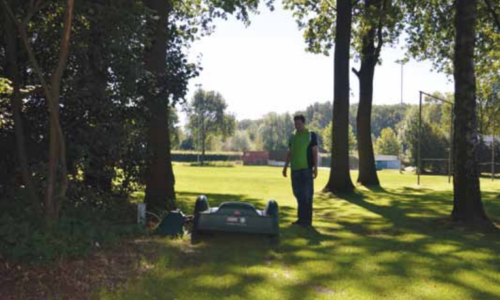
282, 115, 318, 227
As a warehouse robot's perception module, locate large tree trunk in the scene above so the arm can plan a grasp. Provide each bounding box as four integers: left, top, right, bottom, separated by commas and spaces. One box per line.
451, 0, 488, 222
3, 4, 40, 211
355, 0, 383, 186
356, 66, 379, 186
324, 0, 354, 193
145, 103, 175, 209
144, 0, 176, 211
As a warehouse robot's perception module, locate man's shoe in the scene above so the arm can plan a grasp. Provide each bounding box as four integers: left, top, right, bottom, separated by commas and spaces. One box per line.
291, 220, 303, 226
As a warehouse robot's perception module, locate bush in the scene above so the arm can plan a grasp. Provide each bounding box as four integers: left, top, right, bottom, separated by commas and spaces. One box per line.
171, 151, 242, 162
187, 161, 237, 167
0, 189, 142, 264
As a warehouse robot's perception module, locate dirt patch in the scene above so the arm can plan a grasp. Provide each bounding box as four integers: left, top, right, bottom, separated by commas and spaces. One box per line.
314, 285, 334, 295
0, 240, 160, 300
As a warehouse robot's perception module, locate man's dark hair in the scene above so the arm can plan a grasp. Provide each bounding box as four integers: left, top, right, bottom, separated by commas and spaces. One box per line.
293, 114, 306, 123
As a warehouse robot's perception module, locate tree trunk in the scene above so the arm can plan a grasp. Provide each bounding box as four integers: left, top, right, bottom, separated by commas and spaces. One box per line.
3, 5, 40, 211
46, 0, 73, 219
44, 117, 60, 219
145, 102, 175, 209
4, 0, 74, 220
452, 0, 489, 222
356, 66, 379, 186
355, 0, 382, 186
144, 0, 176, 211
165, 108, 175, 201
324, 0, 354, 193
201, 122, 206, 166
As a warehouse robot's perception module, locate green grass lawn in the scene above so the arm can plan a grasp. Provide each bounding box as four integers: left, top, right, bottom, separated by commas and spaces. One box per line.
100, 165, 500, 300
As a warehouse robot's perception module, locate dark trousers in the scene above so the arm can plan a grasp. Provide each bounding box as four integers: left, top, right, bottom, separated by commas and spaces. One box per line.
291, 168, 313, 224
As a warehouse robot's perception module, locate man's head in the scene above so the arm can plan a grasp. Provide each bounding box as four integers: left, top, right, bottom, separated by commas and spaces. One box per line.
293, 115, 306, 131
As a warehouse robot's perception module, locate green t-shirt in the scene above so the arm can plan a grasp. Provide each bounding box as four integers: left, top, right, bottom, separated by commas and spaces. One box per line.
289, 130, 317, 170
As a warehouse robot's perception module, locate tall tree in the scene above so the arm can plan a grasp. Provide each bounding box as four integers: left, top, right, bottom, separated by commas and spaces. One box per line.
285, 0, 404, 189
326, 0, 355, 192
452, 0, 488, 222
143, 0, 176, 211
352, 0, 402, 185
283, 0, 354, 191
322, 122, 356, 153
258, 112, 294, 151
351, 0, 403, 186
142, 0, 268, 210
399, 107, 449, 174
228, 130, 253, 152
352, 0, 385, 186
186, 89, 236, 164
370, 104, 408, 137
375, 127, 400, 156
404, 0, 498, 223
2, 1, 39, 211
2, 0, 75, 220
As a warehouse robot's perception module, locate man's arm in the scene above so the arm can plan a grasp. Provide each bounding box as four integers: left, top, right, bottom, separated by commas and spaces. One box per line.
282, 150, 291, 177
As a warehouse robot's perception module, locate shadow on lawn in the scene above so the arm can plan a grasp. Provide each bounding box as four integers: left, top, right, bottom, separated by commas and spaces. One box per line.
302, 185, 500, 300
107, 187, 500, 300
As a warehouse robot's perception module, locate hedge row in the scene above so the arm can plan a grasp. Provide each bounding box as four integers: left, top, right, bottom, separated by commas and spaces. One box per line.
171, 153, 242, 162
172, 150, 242, 155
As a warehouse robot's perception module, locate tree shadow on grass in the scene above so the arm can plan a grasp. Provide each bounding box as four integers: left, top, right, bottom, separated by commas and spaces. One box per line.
306, 185, 500, 299
105, 187, 500, 300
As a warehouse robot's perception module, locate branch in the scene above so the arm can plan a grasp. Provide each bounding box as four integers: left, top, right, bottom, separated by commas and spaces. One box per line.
351, 67, 360, 78
374, 0, 387, 59
0, 0, 21, 28
484, 0, 500, 32
19, 30, 52, 105
19, 86, 44, 96
51, 0, 74, 96
22, 0, 48, 25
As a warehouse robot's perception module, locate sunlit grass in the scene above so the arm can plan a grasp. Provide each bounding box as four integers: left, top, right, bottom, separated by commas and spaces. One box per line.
99, 165, 500, 300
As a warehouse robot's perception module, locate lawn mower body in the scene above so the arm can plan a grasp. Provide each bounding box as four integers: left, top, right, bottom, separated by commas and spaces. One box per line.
192, 196, 279, 238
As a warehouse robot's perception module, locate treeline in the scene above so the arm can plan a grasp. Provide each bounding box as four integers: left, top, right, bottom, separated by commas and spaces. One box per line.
174, 101, 402, 153
174, 95, 499, 175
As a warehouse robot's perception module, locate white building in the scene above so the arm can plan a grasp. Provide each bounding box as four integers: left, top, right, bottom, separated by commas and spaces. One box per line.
375, 155, 401, 170
483, 135, 500, 147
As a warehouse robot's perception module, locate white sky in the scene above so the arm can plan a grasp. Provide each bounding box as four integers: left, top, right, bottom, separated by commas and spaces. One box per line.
182, 1, 453, 121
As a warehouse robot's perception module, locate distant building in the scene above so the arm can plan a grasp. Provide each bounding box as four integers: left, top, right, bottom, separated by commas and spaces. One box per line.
242, 151, 269, 166
375, 155, 401, 170
267, 150, 323, 167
